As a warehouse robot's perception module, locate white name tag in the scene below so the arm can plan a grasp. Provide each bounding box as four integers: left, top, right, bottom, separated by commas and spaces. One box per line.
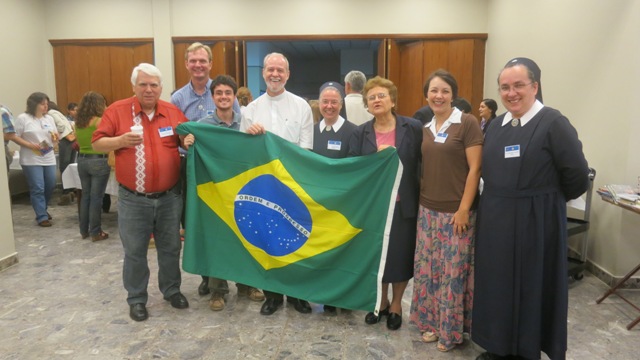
327, 140, 341, 151
435, 132, 448, 143
206, 110, 215, 116
158, 126, 174, 138
505, 145, 520, 158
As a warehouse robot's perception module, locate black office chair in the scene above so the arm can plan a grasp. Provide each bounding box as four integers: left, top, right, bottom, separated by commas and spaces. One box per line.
567, 167, 596, 280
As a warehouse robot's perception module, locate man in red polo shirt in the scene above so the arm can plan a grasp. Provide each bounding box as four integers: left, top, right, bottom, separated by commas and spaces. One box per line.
92, 63, 189, 322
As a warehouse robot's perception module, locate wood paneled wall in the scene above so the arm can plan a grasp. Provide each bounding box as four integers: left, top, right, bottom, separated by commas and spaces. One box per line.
392, 38, 486, 117
50, 39, 153, 109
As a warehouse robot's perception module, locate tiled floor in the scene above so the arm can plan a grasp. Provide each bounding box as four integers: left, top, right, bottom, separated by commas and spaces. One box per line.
1, 191, 639, 359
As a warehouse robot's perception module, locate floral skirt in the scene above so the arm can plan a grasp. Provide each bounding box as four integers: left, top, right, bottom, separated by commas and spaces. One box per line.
409, 205, 475, 349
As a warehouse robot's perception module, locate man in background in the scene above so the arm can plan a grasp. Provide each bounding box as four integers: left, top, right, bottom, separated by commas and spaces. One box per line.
343, 70, 371, 126
2, 104, 16, 172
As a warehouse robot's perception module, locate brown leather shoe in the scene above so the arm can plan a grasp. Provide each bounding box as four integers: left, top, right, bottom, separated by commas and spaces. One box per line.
209, 294, 225, 311
247, 287, 265, 301
92, 231, 109, 242
238, 285, 265, 302
38, 220, 52, 227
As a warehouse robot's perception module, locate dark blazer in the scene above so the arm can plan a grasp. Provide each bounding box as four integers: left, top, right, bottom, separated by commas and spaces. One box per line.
348, 115, 423, 218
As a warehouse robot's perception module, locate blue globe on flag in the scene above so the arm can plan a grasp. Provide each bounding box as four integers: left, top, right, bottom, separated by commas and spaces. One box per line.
234, 175, 312, 256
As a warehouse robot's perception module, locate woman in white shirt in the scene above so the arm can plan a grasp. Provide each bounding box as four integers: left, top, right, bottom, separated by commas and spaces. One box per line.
14, 92, 59, 227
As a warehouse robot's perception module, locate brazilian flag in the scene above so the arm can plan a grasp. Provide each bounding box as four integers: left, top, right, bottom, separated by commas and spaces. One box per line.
177, 123, 402, 311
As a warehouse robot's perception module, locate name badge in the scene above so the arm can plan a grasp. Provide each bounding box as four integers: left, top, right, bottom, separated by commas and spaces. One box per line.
327, 140, 341, 151
206, 110, 215, 116
158, 126, 174, 138
435, 132, 448, 143
505, 145, 520, 158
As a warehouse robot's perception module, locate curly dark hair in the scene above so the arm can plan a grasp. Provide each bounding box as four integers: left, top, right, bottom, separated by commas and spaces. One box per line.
75, 91, 106, 129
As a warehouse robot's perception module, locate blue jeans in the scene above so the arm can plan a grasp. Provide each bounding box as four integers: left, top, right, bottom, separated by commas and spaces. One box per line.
77, 157, 110, 236
22, 165, 57, 223
118, 185, 183, 305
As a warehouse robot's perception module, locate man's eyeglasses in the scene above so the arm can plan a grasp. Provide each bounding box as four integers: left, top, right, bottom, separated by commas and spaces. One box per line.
499, 82, 533, 93
367, 93, 389, 101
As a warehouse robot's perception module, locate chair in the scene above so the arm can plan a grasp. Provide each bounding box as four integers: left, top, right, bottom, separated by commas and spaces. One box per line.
567, 167, 596, 280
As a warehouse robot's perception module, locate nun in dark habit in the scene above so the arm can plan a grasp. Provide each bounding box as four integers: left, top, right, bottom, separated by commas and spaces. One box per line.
472, 58, 589, 360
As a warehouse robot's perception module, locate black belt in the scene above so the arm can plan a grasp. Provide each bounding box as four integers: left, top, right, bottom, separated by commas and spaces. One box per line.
79, 153, 108, 159
119, 184, 171, 199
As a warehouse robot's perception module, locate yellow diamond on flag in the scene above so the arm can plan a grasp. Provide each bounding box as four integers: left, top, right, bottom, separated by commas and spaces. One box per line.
197, 159, 362, 270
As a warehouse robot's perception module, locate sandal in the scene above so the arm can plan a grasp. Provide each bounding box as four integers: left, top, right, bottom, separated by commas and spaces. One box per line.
421, 331, 438, 343
436, 342, 454, 352
92, 231, 109, 242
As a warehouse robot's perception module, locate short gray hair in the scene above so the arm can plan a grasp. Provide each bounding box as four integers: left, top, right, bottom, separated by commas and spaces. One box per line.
344, 70, 366, 92
131, 63, 163, 86
263, 52, 289, 70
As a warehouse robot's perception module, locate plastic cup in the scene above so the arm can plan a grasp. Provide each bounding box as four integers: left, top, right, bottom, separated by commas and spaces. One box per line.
130, 125, 143, 135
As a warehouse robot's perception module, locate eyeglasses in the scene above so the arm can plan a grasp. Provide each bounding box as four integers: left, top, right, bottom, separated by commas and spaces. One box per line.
499, 82, 533, 93
367, 93, 389, 101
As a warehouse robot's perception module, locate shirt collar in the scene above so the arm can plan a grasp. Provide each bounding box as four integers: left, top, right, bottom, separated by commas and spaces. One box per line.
210, 110, 241, 127
319, 116, 345, 133
267, 90, 288, 101
188, 78, 213, 96
501, 100, 544, 127
132, 97, 167, 121
426, 107, 462, 135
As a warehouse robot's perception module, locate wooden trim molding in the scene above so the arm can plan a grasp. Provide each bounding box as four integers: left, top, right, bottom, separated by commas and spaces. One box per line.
172, 33, 488, 43
49, 38, 154, 46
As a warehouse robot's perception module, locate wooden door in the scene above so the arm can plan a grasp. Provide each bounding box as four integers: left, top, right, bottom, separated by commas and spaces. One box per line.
393, 39, 486, 118
51, 40, 153, 108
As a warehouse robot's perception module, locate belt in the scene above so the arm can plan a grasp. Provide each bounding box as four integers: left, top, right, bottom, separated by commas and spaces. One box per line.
119, 184, 171, 199
79, 153, 108, 159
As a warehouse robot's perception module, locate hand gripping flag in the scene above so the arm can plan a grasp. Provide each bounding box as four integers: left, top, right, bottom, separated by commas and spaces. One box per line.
177, 123, 402, 312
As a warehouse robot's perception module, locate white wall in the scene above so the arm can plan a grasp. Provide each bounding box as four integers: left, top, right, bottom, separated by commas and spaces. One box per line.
41, 0, 489, 99
1, 0, 48, 113
486, 0, 640, 276
169, 0, 488, 36
1, 0, 638, 277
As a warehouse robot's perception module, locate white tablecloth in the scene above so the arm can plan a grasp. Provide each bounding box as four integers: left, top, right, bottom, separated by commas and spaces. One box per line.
9, 152, 21, 170
61, 163, 119, 196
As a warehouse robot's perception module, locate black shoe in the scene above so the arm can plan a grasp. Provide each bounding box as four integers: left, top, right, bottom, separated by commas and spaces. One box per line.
323, 305, 337, 313
365, 306, 390, 324
386, 312, 402, 330
166, 292, 189, 309
129, 303, 148, 322
287, 298, 312, 314
260, 298, 283, 315
198, 278, 210, 296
